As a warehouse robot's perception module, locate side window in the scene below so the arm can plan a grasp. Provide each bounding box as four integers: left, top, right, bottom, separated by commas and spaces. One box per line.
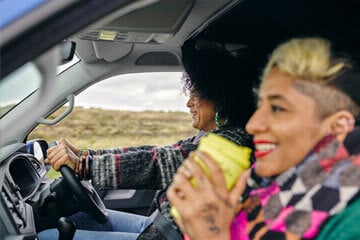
0, 62, 42, 118
29, 72, 197, 149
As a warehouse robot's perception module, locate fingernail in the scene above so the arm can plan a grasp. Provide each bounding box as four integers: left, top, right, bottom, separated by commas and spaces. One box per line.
183, 169, 192, 178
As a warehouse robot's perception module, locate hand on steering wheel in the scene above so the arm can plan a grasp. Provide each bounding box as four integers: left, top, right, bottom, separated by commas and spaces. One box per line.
48, 141, 108, 223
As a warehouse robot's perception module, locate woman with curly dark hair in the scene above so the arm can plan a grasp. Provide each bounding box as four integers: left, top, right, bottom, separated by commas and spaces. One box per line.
181, 39, 255, 129
39, 39, 256, 240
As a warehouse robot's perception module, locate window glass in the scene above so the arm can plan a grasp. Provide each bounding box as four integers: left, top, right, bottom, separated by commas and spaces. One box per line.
76, 72, 188, 112
0, 62, 41, 118
29, 72, 196, 148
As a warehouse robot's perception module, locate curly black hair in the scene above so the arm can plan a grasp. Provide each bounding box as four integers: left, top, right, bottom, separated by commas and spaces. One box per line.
181, 39, 257, 128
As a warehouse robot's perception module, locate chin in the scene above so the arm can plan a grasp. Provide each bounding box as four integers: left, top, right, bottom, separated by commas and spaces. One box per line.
254, 165, 278, 178
192, 122, 199, 129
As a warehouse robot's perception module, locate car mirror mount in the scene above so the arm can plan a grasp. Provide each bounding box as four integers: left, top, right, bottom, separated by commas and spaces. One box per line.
59, 40, 76, 64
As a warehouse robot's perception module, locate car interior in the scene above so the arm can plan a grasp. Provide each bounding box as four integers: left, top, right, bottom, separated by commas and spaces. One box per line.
1, 0, 360, 239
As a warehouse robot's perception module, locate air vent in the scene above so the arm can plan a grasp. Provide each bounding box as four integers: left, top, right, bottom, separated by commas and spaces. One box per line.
1, 178, 26, 229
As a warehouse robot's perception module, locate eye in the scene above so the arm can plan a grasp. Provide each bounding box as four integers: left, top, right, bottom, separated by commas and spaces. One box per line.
271, 105, 285, 113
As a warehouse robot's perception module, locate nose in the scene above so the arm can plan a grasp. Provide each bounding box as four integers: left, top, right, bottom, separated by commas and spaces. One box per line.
245, 107, 268, 135
186, 97, 193, 108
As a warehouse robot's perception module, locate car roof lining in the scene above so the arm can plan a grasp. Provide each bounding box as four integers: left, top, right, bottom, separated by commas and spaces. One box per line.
73, 0, 235, 63
0, 0, 160, 78
194, 0, 360, 65
70, 0, 360, 94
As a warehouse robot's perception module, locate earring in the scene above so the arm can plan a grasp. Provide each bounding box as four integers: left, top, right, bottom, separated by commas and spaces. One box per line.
215, 111, 228, 127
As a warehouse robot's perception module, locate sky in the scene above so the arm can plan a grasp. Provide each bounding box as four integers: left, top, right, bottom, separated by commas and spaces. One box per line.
0, 60, 189, 113
75, 72, 189, 112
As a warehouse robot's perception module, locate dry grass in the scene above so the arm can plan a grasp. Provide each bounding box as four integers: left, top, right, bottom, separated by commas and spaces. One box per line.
29, 107, 198, 149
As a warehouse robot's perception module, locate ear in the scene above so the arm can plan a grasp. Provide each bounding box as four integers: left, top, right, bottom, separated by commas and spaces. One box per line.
329, 110, 355, 142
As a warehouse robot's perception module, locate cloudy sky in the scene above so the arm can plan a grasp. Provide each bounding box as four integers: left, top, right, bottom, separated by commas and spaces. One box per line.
75, 72, 189, 112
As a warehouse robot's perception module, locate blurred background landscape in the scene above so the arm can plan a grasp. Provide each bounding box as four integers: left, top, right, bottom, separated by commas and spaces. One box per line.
29, 107, 198, 149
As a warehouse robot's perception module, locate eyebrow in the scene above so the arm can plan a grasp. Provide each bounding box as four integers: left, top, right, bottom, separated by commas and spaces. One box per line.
269, 93, 295, 108
258, 93, 283, 100
258, 93, 291, 105
267, 94, 284, 101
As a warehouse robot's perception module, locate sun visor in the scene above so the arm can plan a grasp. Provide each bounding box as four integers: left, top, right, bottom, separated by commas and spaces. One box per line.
78, 0, 194, 44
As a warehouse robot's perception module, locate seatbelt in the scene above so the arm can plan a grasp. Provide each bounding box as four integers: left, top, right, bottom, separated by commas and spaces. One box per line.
150, 209, 183, 240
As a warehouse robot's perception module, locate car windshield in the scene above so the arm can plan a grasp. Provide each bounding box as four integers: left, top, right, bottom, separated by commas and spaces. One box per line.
0, 62, 42, 118
0, 52, 80, 118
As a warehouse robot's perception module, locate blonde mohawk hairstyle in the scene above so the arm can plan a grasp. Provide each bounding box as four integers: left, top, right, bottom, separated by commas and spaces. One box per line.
263, 37, 346, 82
261, 37, 360, 119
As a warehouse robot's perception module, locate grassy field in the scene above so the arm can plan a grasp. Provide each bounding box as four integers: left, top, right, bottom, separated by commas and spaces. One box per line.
29, 107, 198, 149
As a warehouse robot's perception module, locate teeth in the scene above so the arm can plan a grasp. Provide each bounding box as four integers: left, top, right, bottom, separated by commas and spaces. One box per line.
255, 144, 276, 151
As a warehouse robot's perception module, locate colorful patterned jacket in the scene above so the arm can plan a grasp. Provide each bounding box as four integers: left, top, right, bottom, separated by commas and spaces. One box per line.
83, 127, 252, 190
230, 134, 360, 240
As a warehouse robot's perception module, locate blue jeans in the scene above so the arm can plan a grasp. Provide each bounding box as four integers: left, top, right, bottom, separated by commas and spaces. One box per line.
38, 210, 152, 240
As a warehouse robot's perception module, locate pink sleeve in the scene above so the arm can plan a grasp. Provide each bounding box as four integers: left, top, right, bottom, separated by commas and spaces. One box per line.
230, 210, 249, 240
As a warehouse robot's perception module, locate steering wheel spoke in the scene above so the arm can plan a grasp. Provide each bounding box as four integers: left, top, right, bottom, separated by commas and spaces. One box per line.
60, 165, 108, 223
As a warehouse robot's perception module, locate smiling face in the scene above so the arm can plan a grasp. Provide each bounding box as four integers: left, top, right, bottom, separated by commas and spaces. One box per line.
186, 91, 217, 132
245, 68, 330, 177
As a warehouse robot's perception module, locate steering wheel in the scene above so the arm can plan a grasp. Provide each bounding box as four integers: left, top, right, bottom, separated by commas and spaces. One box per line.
59, 165, 108, 223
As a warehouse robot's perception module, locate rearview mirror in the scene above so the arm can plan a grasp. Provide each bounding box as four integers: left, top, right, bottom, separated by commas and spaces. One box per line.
59, 40, 76, 64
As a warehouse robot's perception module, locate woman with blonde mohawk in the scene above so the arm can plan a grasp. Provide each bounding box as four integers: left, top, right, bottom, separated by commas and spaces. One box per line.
167, 37, 360, 240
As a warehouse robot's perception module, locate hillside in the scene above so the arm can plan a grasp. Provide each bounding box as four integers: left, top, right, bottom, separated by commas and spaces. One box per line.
29, 107, 198, 149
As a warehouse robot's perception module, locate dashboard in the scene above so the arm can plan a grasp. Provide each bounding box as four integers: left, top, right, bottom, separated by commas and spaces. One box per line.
0, 143, 47, 239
